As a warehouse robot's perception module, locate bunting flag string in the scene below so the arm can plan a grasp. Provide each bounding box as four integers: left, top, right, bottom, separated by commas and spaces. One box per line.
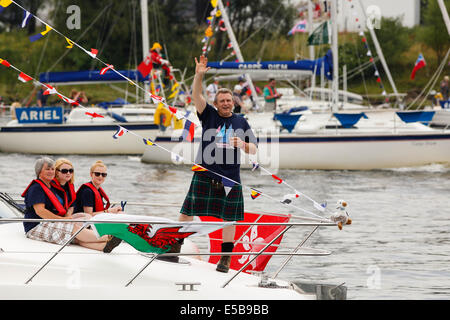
1, 1, 334, 224
1, 56, 330, 223
6, 0, 194, 132
254, 161, 328, 213
346, 0, 388, 102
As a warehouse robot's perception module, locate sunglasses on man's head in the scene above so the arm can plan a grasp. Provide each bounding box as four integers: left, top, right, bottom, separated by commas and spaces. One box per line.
93, 172, 107, 177
57, 168, 74, 174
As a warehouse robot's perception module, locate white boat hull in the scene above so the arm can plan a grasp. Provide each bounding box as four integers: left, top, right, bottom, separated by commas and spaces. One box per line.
0, 123, 158, 154
0, 223, 312, 300
431, 109, 450, 127
141, 132, 450, 170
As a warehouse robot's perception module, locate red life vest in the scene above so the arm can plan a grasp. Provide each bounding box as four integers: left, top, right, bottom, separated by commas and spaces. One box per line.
264, 85, 278, 98
50, 179, 76, 210
21, 179, 67, 217
77, 182, 110, 212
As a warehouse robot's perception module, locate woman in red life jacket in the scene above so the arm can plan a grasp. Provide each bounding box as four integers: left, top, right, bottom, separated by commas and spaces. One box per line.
23, 157, 120, 252
51, 158, 77, 216
74, 160, 122, 216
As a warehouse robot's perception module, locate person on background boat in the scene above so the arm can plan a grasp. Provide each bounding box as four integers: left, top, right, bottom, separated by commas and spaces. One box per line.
36, 85, 48, 107
206, 77, 220, 104
70, 89, 88, 105
22, 157, 120, 252
440, 76, 449, 101
177, 55, 258, 273
74, 160, 122, 216
232, 84, 247, 114
150, 42, 173, 88
263, 78, 282, 112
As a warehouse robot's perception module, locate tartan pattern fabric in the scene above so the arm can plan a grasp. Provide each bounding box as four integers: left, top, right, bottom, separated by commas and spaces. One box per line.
26, 221, 75, 245
181, 173, 244, 221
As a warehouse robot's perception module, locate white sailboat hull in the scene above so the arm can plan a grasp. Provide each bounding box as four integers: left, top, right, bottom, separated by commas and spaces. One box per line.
0, 123, 158, 155
141, 131, 450, 170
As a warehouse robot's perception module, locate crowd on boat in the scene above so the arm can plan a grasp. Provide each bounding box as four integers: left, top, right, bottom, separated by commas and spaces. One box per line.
22, 157, 123, 253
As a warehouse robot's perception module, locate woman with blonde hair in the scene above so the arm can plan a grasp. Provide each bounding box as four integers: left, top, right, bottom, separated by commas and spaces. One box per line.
51, 158, 77, 215
74, 160, 122, 216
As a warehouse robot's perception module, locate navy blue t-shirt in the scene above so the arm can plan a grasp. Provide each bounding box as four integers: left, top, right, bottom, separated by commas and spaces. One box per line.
195, 103, 257, 183
73, 184, 108, 213
23, 182, 63, 233
53, 183, 75, 209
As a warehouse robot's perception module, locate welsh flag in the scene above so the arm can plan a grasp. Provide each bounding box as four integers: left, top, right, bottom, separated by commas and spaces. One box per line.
92, 213, 232, 254
200, 212, 291, 273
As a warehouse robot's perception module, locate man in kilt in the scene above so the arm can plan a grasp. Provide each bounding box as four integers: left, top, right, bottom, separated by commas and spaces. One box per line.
177, 55, 257, 273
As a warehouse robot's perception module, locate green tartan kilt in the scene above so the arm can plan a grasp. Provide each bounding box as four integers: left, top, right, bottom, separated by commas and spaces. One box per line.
180, 172, 244, 221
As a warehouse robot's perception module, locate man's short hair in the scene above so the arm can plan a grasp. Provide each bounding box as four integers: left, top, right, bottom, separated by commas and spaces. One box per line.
269, 78, 275, 82
214, 88, 233, 103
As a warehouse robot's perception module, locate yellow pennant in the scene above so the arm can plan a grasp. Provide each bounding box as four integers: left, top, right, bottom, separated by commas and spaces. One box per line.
167, 90, 178, 100
41, 24, 52, 36
0, 0, 12, 8
65, 37, 74, 49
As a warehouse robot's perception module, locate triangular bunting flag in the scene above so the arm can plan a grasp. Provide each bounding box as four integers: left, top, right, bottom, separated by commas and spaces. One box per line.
222, 176, 235, 197
0, 58, 11, 67
250, 188, 261, 200
113, 126, 128, 139
142, 138, 155, 146
21, 10, 32, 28
191, 164, 207, 172
18, 72, 32, 83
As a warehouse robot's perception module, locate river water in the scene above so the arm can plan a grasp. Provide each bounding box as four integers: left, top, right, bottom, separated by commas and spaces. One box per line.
1, 150, 449, 300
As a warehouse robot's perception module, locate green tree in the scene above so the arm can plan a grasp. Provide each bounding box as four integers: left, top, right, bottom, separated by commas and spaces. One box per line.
420, 0, 450, 66
368, 17, 412, 73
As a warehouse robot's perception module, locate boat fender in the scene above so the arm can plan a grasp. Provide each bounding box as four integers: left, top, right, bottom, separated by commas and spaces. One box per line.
154, 103, 172, 127
330, 200, 352, 230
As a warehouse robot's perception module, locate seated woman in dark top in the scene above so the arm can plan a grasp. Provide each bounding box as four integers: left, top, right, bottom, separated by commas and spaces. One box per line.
74, 160, 122, 216
22, 157, 120, 252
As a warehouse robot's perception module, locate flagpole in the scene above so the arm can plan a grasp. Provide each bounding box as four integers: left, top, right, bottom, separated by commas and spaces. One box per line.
140, 0, 150, 103
437, 0, 450, 36
331, 0, 339, 113
357, 0, 401, 108
217, 0, 260, 110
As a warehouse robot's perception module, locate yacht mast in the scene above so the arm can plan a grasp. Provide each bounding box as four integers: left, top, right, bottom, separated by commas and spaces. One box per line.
140, 0, 150, 102
357, 0, 401, 107
331, 0, 339, 112
217, 0, 260, 109
437, 0, 450, 36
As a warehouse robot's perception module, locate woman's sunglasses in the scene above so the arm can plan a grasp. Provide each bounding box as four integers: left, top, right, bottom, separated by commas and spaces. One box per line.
57, 168, 74, 174
93, 172, 107, 177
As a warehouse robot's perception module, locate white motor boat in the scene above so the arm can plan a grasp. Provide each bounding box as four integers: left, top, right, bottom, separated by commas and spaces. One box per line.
0, 192, 345, 300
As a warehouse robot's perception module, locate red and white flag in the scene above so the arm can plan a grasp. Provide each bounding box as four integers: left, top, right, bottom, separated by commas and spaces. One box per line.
88, 48, 98, 58
137, 55, 152, 78
168, 106, 184, 120
201, 212, 291, 273
18, 72, 32, 83
112, 126, 128, 139
150, 94, 165, 104
410, 53, 426, 80
0, 58, 11, 67
57, 94, 79, 106
43, 84, 58, 95
100, 64, 114, 75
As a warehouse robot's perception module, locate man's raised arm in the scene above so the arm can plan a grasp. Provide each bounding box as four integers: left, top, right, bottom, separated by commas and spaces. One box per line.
192, 55, 210, 115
